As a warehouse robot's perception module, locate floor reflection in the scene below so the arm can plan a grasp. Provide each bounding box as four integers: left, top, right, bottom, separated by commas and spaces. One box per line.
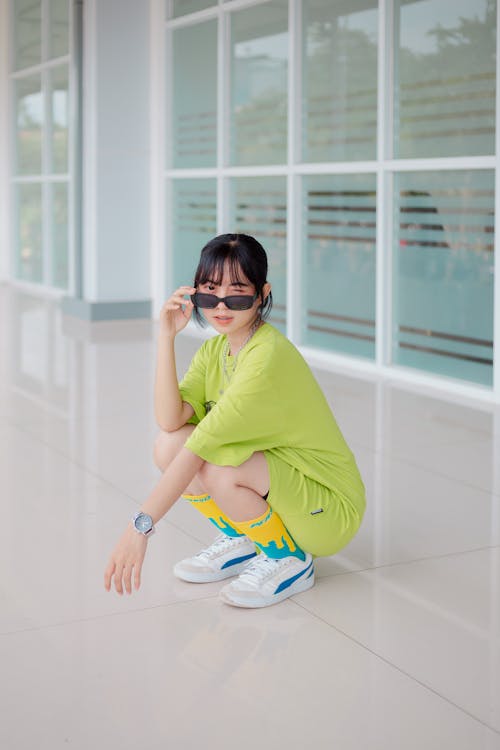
1, 283, 500, 745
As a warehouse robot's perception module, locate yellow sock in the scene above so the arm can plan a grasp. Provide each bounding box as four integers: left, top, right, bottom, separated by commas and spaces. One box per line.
234, 506, 305, 560
182, 494, 244, 538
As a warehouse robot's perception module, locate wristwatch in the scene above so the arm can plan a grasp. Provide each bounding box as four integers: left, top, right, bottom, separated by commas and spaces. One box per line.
132, 511, 155, 536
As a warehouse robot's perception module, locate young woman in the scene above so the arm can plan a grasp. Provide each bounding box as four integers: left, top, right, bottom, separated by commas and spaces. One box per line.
104, 234, 365, 608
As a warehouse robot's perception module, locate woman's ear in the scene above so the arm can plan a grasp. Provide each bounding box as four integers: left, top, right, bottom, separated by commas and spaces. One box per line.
262, 282, 271, 303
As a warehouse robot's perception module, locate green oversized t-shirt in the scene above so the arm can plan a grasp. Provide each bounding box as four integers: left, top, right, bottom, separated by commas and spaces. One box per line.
179, 323, 365, 510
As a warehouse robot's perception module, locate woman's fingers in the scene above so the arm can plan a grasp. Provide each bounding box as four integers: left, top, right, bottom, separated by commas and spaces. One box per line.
104, 527, 148, 596
164, 287, 196, 306
104, 560, 115, 591
134, 565, 142, 591
170, 293, 194, 307
166, 299, 193, 311
123, 564, 133, 595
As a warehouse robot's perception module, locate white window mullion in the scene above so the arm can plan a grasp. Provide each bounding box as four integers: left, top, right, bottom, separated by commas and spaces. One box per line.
41, 0, 49, 284
151, 0, 167, 314
385, 156, 496, 171
167, 5, 219, 30
0, 0, 10, 281
220, 0, 272, 15
45, 181, 54, 287
375, 0, 393, 367
67, 0, 77, 298
286, 0, 301, 344
10, 56, 70, 79
286, 173, 301, 344
42, 60, 51, 284
217, 5, 229, 232
82, 0, 98, 301
287, 0, 300, 168
494, 0, 500, 400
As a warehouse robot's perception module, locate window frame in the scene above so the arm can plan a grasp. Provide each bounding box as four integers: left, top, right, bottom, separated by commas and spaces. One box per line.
156, 0, 500, 401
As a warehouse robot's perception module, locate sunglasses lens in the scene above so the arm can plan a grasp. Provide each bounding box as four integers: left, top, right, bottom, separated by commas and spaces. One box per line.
192, 293, 218, 309
225, 295, 255, 311
192, 293, 257, 310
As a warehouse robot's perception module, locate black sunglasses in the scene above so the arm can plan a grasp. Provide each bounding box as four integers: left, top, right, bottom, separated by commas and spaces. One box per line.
191, 292, 258, 311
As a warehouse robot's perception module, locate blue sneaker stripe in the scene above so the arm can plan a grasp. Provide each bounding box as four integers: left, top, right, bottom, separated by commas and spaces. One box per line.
221, 552, 257, 570
306, 568, 314, 579
274, 561, 314, 594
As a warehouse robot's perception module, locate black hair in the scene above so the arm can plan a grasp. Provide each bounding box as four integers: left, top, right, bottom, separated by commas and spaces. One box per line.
192, 233, 273, 327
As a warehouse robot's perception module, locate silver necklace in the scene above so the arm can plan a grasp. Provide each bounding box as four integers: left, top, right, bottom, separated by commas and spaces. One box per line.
219, 320, 261, 396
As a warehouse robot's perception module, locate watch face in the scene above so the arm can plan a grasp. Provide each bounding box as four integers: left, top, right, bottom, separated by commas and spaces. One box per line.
135, 513, 153, 533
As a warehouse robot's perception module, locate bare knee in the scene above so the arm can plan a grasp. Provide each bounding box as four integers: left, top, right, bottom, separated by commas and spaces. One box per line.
153, 431, 176, 471
153, 424, 194, 472
198, 462, 234, 496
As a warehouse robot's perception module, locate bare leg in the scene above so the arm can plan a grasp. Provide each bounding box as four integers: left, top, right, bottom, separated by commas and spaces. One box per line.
154, 427, 270, 521
153, 425, 205, 495
199, 453, 270, 523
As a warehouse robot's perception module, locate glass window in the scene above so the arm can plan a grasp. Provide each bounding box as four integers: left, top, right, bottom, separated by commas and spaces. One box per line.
48, 0, 70, 59
51, 182, 69, 288
169, 0, 215, 19
15, 75, 43, 175
171, 21, 217, 168
170, 179, 217, 291
16, 183, 43, 283
230, 0, 288, 166
49, 65, 69, 173
10, 1, 71, 293
13, 0, 42, 70
302, 0, 378, 163
229, 177, 287, 332
395, 0, 496, 158
393, 170, 494, 386
303, 175, 376, 358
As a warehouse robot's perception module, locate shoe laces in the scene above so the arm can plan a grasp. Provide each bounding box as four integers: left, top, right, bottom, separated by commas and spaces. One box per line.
238, 554, 287, 584
196, 533, 244, 560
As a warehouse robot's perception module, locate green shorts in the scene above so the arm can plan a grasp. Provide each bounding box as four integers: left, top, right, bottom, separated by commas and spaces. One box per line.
264, 451, 364, 558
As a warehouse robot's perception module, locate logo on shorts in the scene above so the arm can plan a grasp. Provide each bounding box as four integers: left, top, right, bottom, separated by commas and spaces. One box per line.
310, 508, 324, 515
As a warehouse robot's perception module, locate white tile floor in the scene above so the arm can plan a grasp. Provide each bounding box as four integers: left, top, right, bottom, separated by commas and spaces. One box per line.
1, 284, 500, 750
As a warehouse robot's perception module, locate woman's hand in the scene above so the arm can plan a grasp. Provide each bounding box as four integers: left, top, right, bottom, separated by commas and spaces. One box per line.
159, 286, 196, 338
104, 524, 148, 595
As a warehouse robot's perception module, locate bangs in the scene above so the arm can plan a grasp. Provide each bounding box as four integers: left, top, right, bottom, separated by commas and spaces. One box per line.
195, 245, 250, 287
191, 233, 273, 327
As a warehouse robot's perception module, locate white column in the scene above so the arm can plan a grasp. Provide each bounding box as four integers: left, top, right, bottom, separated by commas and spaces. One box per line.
62, 0, 152, 321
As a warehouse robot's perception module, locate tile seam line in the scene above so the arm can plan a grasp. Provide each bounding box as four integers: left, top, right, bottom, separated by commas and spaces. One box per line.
2, 415, 169, 510
2, 416, 245, 549
0, 593, 220, 638
5, 419, 500, 576
318, 542, 500, 581
357, 443, 500, 498
5, 420, 500, 571
289, 599, 500, 737
6, 413, 498, 501
9, 415, 498, 504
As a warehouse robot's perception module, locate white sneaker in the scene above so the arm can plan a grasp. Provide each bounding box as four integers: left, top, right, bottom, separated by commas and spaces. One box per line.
219, 552, 314, 608
173, 534, 257, 583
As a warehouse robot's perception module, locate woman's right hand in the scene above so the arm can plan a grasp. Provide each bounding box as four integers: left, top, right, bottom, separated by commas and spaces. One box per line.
159, 286, 196, 338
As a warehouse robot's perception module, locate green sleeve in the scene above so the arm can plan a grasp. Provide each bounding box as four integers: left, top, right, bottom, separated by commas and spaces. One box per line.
185, 340, 286, 465
178, 341, 208, 425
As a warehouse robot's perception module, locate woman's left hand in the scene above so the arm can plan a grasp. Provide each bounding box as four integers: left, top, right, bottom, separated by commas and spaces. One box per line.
104, 524, 148, 595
